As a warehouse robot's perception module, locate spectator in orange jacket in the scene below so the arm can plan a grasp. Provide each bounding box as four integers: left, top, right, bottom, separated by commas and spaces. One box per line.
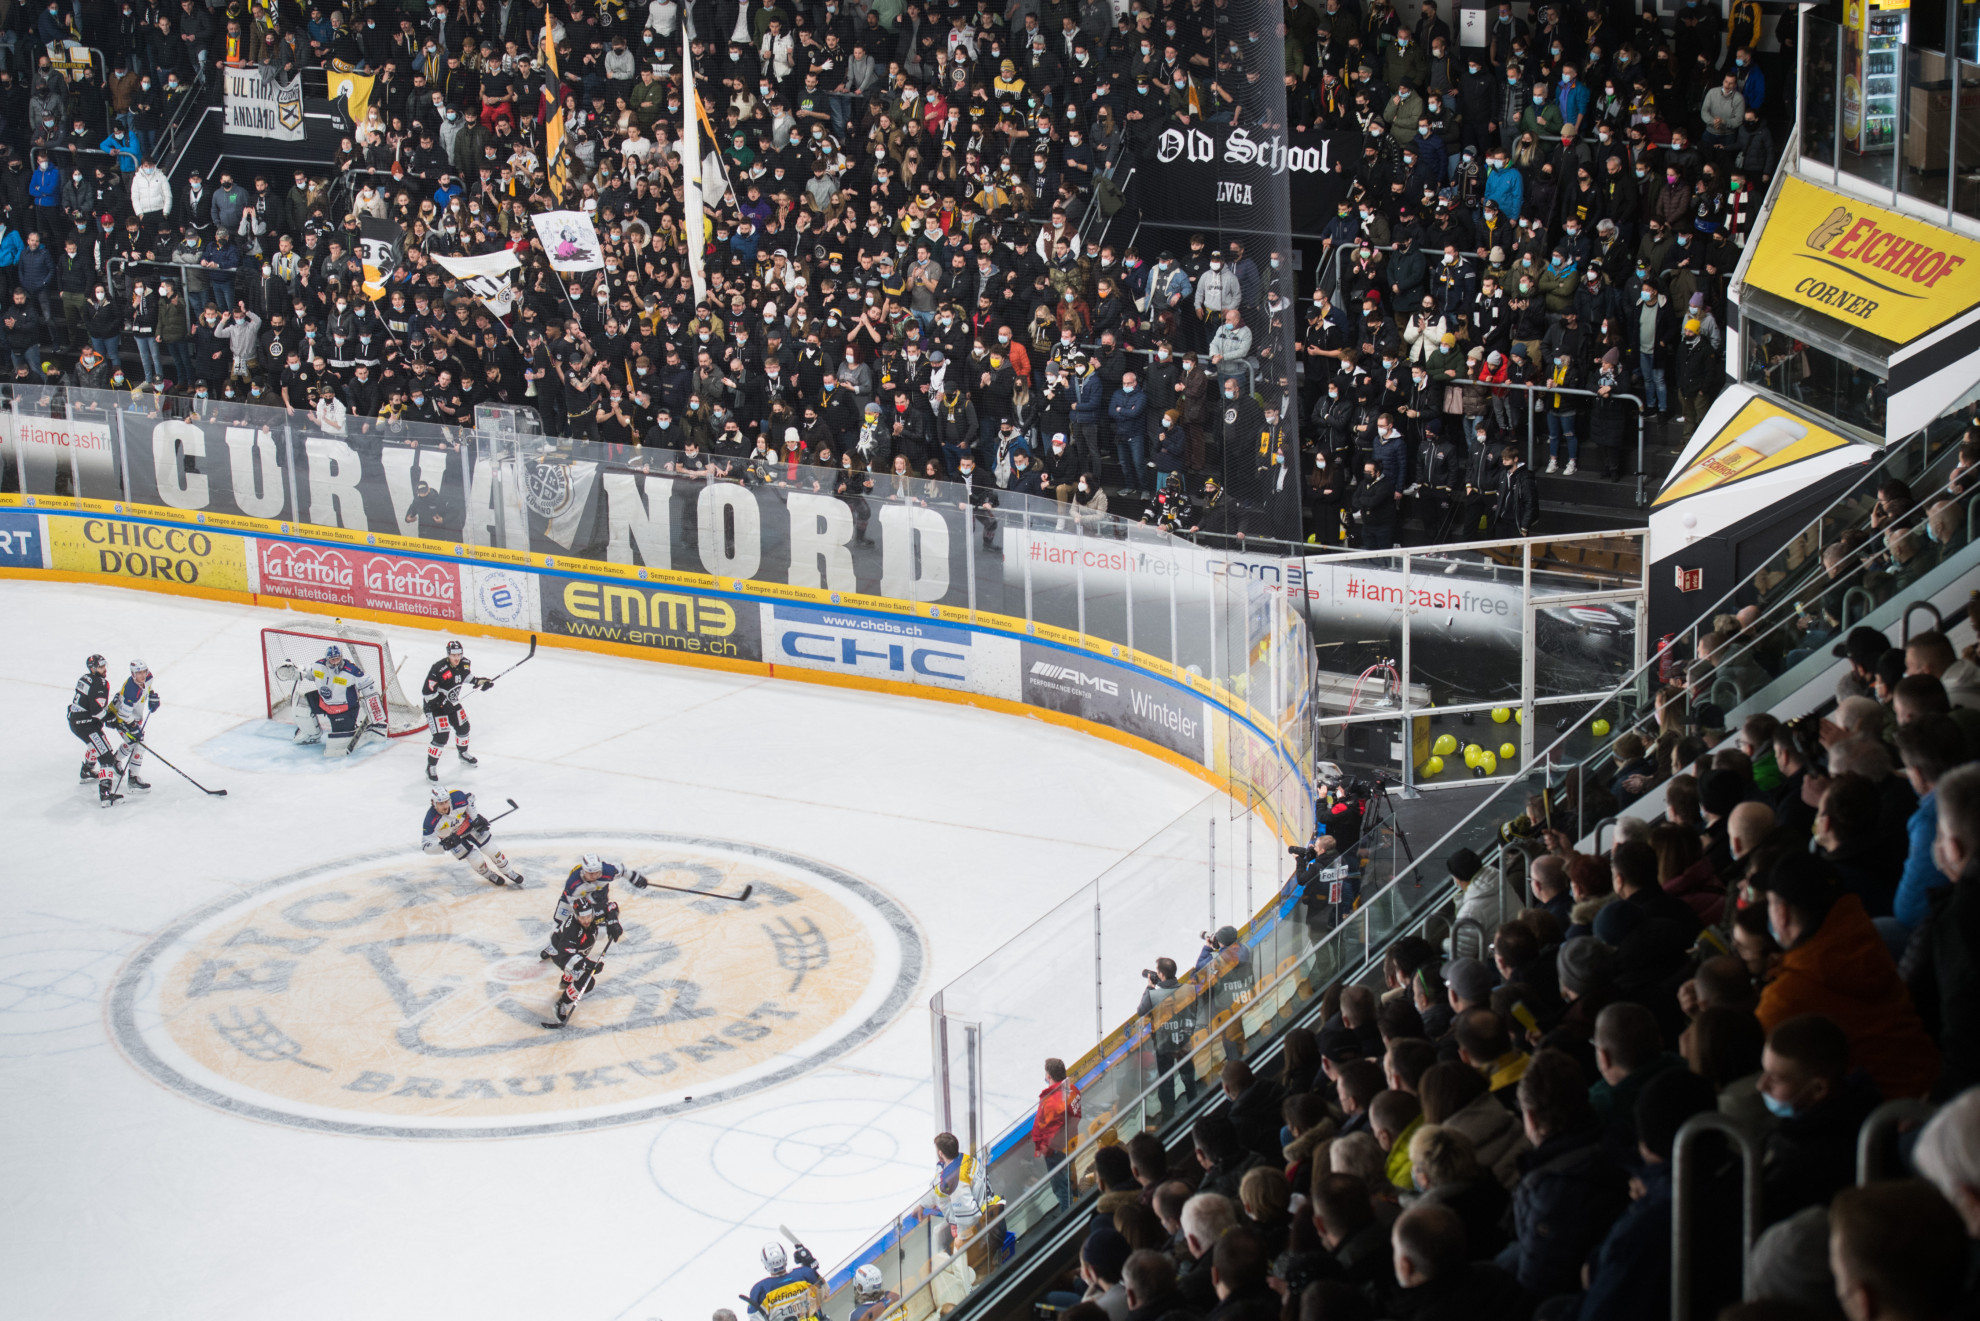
1753, 853, 1940, 1100
1033, 1056, 1083, 1212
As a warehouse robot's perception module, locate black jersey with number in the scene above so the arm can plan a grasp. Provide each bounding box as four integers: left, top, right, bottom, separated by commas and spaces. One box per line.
421, 657, 473, 711
68, 672, 109, 731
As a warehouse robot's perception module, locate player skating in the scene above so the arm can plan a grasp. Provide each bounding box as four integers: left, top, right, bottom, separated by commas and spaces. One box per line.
106, 660, 161, 794
420, 786, 524, 888
544, 853, 651, 934
282, 643, 387, 755
420, 640, 494, 782
67, 653, 120, 807
541, 895, 621, 1027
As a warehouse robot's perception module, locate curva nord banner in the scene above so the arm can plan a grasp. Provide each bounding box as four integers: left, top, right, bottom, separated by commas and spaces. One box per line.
1138, 124, 1354, 232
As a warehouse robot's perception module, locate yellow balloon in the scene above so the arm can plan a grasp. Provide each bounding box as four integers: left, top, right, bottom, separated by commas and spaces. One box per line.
1433, 733, 1458, 756
1500, 742, 1517, 760
1491, 707, 1511, 723
1592, 719, 1612, 737
1514, 710, 1524, 725
1480, 751, 1499, 774
1463, 744, 1481, 767
1425, 755, 1445, 775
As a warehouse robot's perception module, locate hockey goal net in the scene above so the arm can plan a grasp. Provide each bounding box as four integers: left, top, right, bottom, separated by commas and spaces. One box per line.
261, 622, 427, 739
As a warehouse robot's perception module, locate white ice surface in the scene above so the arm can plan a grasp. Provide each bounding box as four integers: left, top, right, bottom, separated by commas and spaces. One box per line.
0, 580, 1225, 1321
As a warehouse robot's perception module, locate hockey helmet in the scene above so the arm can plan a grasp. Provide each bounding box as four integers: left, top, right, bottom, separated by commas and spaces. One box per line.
129, 659, 151, 678
573, 897, 605, 922
853, 1263, 885, 1300
430, 785, 450, 806
580, 853, 604, 875
323, 643, 345, 660
760, 1240, 788, 1274
446, 639, 465, 657
86, 653, 106, 674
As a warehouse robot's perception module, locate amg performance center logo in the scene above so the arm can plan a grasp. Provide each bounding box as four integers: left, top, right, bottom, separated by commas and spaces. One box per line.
1029, 659, 1120, 696
110, 834, 921, 1138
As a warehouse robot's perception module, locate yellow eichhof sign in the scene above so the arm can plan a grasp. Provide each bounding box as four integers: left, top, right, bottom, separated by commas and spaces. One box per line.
1654, 395, 1855, 506
1743, 176, 1980, 344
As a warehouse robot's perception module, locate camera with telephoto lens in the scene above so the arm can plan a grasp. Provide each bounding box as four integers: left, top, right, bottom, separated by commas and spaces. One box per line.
1317, 760, 1374, 802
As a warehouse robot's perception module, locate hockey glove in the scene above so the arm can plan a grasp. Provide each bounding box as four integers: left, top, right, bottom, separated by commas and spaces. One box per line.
472, 677, 494, 691
471, 815, 490, 833
605, 922, 624, 941
627, 869, 649, 888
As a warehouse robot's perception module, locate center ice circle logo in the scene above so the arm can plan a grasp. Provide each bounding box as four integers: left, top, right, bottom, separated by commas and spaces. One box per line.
110, 833, 922, 1138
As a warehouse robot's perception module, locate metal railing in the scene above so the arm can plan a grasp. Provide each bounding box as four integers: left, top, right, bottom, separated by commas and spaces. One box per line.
1671, 1112, 1765, 1321
1857, 1098, 1938, 1184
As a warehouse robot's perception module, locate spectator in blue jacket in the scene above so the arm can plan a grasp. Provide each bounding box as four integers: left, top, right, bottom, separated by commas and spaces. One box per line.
1108, 370, 1151, 499
1484, 151, 1523, 223
1370, 412, 1410, 490
99, 127, 142, 173
1069, 356, 1105, 484
202, 229, 242, 315
28, 151, 62, 237
16, 230, 57, 326
1555, 64, 1591, 134
1889, 717, 1965, 948
0, 222, 22, 298
1734, 47, 1764, 115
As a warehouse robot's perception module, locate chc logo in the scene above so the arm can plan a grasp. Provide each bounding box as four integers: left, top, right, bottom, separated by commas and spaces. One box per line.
780, 631, 965, 680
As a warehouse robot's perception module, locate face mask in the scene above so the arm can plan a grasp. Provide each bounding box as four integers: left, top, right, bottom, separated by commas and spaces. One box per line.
1761, 1091, 1798, 1120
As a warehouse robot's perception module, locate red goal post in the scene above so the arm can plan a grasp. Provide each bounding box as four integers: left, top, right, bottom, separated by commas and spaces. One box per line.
261, 623, 427, 739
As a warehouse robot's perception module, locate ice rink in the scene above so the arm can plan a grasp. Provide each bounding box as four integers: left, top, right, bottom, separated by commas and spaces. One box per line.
0, 579, 1228, 1320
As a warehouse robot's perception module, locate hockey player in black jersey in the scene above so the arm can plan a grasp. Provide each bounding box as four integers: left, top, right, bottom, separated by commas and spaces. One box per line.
421, 640, 494, 782
67, 654, 119, 807
543, 895, 622, 1026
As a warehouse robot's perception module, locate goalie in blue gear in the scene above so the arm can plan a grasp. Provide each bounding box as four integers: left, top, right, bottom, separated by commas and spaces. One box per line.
422, 786, 524, 888
282, 644, 386, 756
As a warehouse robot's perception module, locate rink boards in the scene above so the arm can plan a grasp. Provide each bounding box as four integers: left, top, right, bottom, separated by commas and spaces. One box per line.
0, 495, 1312, 843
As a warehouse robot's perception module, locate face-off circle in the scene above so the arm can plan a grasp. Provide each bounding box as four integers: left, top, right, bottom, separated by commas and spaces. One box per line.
110, 833, 922, 1138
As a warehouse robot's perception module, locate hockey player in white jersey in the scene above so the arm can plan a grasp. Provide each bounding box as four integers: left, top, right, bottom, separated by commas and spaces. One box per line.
284, 644, 387, 755
421, 786, 524, 888
105, 660, 160, 791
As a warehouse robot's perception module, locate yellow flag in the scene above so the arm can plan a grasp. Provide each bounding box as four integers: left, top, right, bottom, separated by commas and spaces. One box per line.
545, 109, 568, 201
327, 59, 374, 127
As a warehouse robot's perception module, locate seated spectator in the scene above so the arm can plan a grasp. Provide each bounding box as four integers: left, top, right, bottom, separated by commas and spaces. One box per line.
1321, 985, 1388, 1063
1565, 852, 1619, 939
1193, 1112, 1267, 1200
1916, 764, 1980, 1101
1445, 957, 1498, 1019
1332, 1132, 1403, 1219
1419, 1060, 1531, 1190
1222, 1058, 1286, 1161
1407, 1124, 1511, 1256
1649, 821, 1725, 926
1390, 1203, 1532, 1321
1700, 768, 1748, 874
1449, 846, 1507, 931
1454, 1009, 1529, 1110
1501, 1049, 1628, 1297
1119, 1250, 1185, 1319
1385, 1038, 1441, 1098
1754, 853, 1940, 1100
1371, 1090, 1426, 1190
1568, 1068, 1724, 1321
1529, 854, 1574, 923
1092, 1145, 1143, 1226
1817, 772, 1904, 917
1613, 836, 1707, 937
1284, 1092, 1339, 1195
1238, 1166, 1294, 1261
1828, 1180, 1971, 1321
1827, 734, 1919, 867
1073, 1227, 1132, 1317
1590, 1001, 1684, 1163
1911, 1085, 1980, 1252
1890, 717, 1965, 941
1759, 1014, 1884, 1221
1177, 1192, 1240, 1312
1332, 1059, 1390, 1139
1544, 937, 1618, 1077
1311, 1172, 1395, 1293
1681, 1003, 1770, 1134
1493, 922, 1562, 1020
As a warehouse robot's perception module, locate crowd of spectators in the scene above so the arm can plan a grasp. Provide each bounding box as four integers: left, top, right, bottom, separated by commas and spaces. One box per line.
1021, 628, 1978, 1320
4, 0, 1776, 549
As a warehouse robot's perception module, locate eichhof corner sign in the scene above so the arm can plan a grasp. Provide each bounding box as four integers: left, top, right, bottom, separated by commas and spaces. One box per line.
1744, 176, 1980, 343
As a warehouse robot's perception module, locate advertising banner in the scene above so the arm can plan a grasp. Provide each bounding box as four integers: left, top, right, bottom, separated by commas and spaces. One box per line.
47, 516, 250, 591
762, 602, 1021, 698
465, 563, 541, 631
224, 64, 304, 140
1137, 125, 1352, 232
0, 508, 43, 567
7, 411, 120, 500
1019, 642, 1211, 766
254, 538, 464, 620
1742, 176, 1980, 344
1653, 394, 1857, 506
541, 573, 762, 661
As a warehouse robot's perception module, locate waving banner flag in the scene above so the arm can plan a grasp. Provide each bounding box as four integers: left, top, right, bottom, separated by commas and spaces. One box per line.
356, 216, 403, 302
433, 249, 521, 316
327, 59, 375, 129
682, 26, 708, 306
542, 12, 570, 201
529, 210, 604, 272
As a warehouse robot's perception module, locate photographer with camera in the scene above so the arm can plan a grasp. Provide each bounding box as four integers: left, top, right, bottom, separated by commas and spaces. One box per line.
1139, 958, 1200, 1113
742, 1237, 824, 1321
1288, 833, 1353, 941
1195, 925, 1255, 1014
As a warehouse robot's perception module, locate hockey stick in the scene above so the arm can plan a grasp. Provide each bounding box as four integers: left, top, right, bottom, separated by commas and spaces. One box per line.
482, 797, 521, 825
637, 876, 754, 903
485, 635, 538, 682
541, 934, 613, 1029
125, 733, 229, 797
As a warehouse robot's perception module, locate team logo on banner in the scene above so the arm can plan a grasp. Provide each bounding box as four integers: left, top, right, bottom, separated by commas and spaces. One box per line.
224, 65, 304, 140
522, 460, 576, 518
109, 834, 921, 1137
356, 216, 403, 302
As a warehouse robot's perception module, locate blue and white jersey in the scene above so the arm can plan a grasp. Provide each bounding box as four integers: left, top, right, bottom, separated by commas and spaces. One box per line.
309, 654, 378, 709
554, 860, 630, 923
421, 790, 477, 851
110, 673, 158, 726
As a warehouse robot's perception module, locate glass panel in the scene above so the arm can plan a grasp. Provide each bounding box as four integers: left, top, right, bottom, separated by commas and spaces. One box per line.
1806, 18, 1844, 169
1903, 44, 1953, 208
1956, 61, 1980, 224
1741, 315, 1889, 433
